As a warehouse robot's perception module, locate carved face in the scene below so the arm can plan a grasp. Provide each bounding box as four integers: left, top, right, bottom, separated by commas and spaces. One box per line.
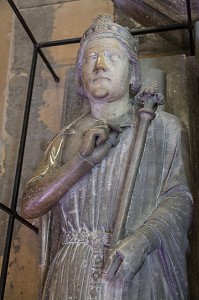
81, 38, 131, 103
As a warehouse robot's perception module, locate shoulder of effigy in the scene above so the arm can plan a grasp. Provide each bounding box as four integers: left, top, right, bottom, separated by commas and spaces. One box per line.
55, 113, 90, 138
44, 114, 88, 155
153, 110, 187, 133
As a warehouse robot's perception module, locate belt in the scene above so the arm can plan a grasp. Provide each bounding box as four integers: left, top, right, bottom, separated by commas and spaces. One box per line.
62, 231, 112, 299
62, 230, 111, 247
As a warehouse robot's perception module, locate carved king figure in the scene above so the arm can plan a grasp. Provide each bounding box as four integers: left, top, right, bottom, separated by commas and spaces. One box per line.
22, 14, 193, 300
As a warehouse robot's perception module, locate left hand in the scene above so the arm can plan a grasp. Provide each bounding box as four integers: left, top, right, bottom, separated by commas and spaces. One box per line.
103, 232, 150, 283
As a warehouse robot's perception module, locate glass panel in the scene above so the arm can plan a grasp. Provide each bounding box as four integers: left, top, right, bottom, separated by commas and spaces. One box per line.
4, 220, 38, 300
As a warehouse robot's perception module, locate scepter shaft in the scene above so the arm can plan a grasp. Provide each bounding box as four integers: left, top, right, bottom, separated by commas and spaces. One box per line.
110, 82, 164, 248
110, 116, 151, 247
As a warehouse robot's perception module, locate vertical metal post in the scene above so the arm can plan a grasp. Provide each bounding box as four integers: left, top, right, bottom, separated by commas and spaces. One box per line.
0, 47, 38, 300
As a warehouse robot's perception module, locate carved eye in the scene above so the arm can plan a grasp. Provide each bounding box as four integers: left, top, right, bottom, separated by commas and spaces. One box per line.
105, 51, 121, 62
84, 53, 97, 63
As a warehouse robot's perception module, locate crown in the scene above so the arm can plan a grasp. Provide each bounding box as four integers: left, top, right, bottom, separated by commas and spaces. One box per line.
80, 14, 139, 54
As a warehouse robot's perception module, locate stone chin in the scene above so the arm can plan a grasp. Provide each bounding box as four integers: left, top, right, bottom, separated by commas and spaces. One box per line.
90, 88, 109, 100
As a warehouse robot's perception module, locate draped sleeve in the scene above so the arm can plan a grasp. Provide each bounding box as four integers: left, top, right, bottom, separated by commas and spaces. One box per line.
137, 116, 193, 299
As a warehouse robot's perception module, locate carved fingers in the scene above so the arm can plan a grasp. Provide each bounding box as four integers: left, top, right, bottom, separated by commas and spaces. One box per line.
88, 132, 119, 165
80, 125, 110, 157
104, 233, 149, 283
104, 249, 134, 283
79, 121, 122, 165
104, 251, 124, 277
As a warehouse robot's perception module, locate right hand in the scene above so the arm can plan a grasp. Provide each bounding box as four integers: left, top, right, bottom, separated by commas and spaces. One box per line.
103, 233, 149, 283
79, 121, 122, 165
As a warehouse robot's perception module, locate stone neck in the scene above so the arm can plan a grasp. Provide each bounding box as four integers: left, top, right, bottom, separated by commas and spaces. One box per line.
89, 104, 135, 128
90, 96, 133, 122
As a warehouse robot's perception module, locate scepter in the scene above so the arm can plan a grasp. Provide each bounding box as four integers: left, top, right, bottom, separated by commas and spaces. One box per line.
109, 81, 164, 273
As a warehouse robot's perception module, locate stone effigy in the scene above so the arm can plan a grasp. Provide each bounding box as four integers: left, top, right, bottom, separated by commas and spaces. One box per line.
22, 14, 193, 300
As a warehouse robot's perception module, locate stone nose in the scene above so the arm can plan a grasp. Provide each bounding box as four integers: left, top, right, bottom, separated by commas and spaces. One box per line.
94, 52, 107, 72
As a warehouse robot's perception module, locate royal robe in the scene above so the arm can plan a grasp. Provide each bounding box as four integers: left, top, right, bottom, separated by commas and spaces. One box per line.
28, 108, 192, 300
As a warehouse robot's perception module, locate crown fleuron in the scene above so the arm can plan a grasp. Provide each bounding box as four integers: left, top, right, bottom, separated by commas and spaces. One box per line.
80, 14, 139, 54
92, 14, 112, 25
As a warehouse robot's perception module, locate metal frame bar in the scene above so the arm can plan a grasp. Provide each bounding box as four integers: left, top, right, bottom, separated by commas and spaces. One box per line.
0, 0, 195, 298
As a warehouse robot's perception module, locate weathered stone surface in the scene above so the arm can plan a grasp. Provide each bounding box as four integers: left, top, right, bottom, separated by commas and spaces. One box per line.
17, 0, 78, 9
0, 1, 13, 136
62, 68, 90, 125
141, 55, 190, 130
0, 211, 9, 271
12, 6, 55, 72
4, 221, 38, 300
